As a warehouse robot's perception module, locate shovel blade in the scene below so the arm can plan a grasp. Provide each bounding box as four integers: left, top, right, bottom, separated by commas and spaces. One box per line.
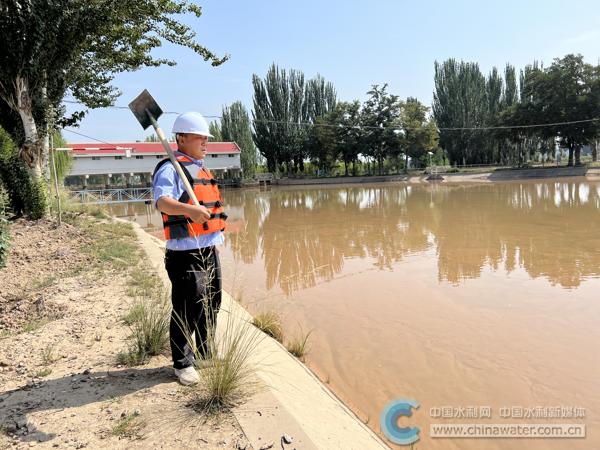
128, 89, 163, 130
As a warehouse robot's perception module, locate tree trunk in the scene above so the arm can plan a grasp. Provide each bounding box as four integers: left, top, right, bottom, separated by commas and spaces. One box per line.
574, 147, 581, 166
567, 147, 574, 167
593, 141, 598, 162
344, 160, 348, 176
14, 76, 44, 181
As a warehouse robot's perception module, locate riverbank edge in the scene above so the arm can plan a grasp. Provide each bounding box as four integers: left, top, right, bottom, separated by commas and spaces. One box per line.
129, 220, 390, 450
262, 165, 600, 187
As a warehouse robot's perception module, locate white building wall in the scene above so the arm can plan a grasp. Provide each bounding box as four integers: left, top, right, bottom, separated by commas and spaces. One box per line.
69, 153, 241, 176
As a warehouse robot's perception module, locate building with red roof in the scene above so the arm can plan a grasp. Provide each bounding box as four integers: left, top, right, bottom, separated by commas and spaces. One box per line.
66, 141, 241, 187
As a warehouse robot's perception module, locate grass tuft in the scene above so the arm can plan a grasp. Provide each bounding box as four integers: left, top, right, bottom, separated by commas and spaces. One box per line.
122, 302, 145, 326
285, 328, 312, 361
35, 367, 52, 378
251, 311, 283, 343
117, 289, 170, 366
126, 268, 159, 298
188, 313, 262, 413
111, 413, 145, 439
22, 318, 50, 333
180, 252, 262, 413
41, 344, 59, 365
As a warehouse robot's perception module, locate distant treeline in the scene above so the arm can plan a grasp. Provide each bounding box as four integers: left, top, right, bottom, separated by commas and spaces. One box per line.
217, 54, 600, 176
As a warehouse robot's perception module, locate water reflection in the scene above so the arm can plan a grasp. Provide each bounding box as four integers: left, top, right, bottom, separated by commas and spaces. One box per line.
221, 180, 600, 294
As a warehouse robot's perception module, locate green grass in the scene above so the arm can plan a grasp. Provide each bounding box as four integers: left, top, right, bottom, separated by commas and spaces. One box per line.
117, 290, 170, 366
72, 218, 140, 270
35, 367, 52, 378
285, 328, 312, 361
32, 275, 58, 291
22, 318, 50, 333
122, 302, 145, 326
175, 259, 263, 413
41, 344, 59, 365
251, 311, 284, 343
126, 267, 160, 298
0, 329, 13, 340
111, 413, 145, 439
185, 308, 263, 413
91, 237, 139, 270
59, 190, 109, 221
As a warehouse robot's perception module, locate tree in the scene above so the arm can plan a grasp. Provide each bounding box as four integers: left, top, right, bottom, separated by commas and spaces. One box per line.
433, 59, 487, 166
0, 0, 228, 216
336, 101, 363, 175
398, 98, 438, 168
252, 64, 337, 174
221, 101, 257, 178
312, 101, 363, 175
0, 126, 42, 218
507, 54, 600, 166
209, 121, 223, 141
302, 75, 337, 172
252, 64, 292, 173
361, 84, 402, 174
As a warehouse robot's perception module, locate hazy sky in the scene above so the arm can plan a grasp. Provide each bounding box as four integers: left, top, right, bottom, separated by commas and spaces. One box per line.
65, 0, 600, 143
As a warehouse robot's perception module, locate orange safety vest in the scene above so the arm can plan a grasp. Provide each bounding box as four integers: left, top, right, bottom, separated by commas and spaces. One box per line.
154, 154, 227, 240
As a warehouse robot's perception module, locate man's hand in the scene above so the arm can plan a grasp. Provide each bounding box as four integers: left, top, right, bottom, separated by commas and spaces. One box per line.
188, 205, 211, 223
157, 196, 211, 223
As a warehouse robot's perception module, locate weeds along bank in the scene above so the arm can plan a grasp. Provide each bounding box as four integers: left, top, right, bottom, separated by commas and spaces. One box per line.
0, 207, 250, 448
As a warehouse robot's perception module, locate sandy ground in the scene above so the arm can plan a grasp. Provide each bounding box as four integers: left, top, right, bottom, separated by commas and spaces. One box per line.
0, 218, 248, 449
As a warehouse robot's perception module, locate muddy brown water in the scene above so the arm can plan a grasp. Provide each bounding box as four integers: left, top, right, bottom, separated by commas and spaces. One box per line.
110, 179, 600, 449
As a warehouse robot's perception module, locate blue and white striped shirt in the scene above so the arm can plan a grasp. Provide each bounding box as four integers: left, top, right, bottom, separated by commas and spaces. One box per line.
152, 151, 224, 251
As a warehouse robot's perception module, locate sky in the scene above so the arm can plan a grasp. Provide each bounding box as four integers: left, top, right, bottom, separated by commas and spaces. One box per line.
65, 0, 600, 143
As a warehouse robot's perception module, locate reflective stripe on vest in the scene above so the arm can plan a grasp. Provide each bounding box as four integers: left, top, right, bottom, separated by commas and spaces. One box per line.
156, 154, 227, 240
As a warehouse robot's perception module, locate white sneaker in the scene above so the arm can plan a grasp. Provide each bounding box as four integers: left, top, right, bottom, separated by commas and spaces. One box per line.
174, 366, 200, 386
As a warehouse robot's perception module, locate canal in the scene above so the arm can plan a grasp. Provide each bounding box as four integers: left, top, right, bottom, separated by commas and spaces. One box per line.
109, 179, 600, 449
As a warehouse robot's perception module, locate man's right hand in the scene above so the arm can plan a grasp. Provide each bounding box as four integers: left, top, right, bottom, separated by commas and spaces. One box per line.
188, 205, 211, 224
157, 196, 211, 223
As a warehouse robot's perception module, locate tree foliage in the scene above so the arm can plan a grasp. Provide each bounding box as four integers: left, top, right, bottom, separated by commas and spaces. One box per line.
399, 98, 438, 168
252, 64, 336, 174
221, 101, 257, 178
209, 121, 223, 141
502, 54, 600, 166
361, 84, 402, 174
0, 0, 227, 216
0, 126, 45, 218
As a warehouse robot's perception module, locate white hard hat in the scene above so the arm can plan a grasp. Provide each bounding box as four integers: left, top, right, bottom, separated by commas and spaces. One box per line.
171, 111, 213, 137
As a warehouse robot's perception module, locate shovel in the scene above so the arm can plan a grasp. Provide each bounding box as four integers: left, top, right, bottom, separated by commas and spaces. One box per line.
128, 89, 200, 207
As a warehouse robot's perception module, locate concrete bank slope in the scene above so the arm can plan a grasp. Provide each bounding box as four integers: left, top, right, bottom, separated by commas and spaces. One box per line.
130, 221, 390, 450
268, 165, 600, 187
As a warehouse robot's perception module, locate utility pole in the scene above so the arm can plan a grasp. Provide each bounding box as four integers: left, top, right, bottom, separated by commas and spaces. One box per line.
50, 133, 62, 226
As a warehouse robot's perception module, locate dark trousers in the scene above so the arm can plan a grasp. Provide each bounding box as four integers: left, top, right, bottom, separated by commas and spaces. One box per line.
164, 246, 222, 369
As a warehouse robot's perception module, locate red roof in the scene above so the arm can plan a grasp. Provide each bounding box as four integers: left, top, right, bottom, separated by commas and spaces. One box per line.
68, 142, 240, 155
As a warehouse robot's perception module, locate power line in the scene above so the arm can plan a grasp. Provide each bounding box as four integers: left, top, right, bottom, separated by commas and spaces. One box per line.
62, 99, 219, 118
63, 128, 116, 145
61, 99, 600, 132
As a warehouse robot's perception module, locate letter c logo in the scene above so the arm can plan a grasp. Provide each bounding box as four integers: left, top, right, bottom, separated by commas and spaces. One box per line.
380, 398, 420, 445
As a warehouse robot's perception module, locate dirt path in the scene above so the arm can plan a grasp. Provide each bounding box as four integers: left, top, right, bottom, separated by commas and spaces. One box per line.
0, 218, 248, 449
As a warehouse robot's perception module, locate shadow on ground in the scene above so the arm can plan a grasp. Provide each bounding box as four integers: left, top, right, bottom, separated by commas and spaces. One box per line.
0, 366, 173, 444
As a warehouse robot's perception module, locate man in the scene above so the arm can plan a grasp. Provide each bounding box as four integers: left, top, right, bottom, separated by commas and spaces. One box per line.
152, 111, 227, 386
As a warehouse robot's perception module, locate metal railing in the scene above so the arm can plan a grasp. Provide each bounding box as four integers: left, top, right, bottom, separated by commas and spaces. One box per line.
70, 188, 153, 204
